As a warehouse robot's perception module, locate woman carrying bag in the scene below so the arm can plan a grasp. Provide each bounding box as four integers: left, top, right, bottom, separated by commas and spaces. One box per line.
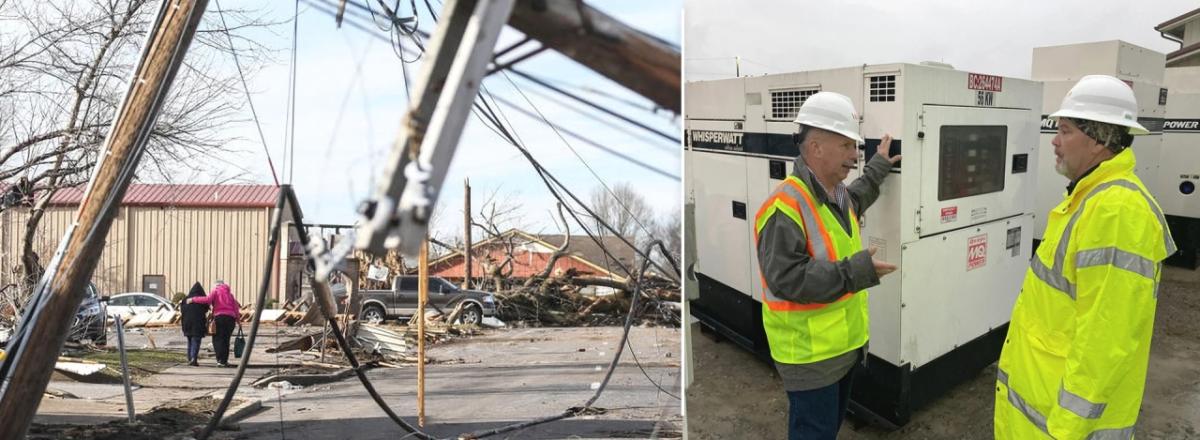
188, 280, 241, 367
179, 282, 209, 366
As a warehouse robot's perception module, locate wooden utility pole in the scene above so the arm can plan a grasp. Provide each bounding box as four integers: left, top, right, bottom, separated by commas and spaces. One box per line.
507, 1, 680, 113
463, 178, 472, 289
0, 1, 209, 437
417, 237, 428, 427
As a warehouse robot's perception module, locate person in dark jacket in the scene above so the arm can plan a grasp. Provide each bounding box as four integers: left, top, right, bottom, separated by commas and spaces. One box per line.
180, 282, 209, 366
188, 280, 240, 367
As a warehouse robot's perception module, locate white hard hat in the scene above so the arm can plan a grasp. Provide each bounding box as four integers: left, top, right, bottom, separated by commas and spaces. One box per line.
793, 91, 864, 145
1049, 75, 1148, 135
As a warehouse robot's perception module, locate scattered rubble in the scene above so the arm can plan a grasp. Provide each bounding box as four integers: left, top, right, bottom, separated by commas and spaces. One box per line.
495, 285, 680, 327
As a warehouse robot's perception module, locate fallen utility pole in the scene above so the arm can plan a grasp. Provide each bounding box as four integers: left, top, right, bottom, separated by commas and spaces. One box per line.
353, 0, 681, 263
356, 0, 515, 258
0, 0, 208, 438
506, 1, 680, 113
0, 1, 208, 437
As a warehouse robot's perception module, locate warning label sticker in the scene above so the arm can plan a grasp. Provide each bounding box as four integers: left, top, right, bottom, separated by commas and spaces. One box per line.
967, 234, 988, 271
968, 73, 1003, 92
941, 206, 958, 224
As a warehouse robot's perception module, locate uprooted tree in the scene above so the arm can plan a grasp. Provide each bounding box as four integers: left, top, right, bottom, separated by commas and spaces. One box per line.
461, 188, 679, 327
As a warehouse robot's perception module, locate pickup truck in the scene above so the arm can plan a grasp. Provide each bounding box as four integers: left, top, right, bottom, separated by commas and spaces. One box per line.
359, 276, 496, 325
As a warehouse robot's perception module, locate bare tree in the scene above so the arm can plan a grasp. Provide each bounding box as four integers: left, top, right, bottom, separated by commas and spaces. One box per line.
588, 181, 655, 245
652, 204, 681, 272
0, 0, 278, 286
469, 188, 530, 291
522, 203, 570, 293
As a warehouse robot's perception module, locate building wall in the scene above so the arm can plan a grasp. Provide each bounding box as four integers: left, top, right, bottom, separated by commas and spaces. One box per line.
1185, 20, 1200, 47
1, 205, 279, 305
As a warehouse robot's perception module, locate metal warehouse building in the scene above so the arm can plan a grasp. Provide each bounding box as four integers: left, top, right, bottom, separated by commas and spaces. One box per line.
0, 184, 302, 305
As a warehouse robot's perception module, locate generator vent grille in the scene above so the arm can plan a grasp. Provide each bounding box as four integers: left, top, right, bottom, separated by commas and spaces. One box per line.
770, 88, 819, 120
869, 75, 896, 102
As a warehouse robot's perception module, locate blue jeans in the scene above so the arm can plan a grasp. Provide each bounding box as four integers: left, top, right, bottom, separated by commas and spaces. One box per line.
186, 336, 203, 362
786, 366, 856, 440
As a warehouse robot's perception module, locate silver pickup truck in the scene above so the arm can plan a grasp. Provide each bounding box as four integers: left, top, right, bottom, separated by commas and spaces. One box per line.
359, 276, 496, 325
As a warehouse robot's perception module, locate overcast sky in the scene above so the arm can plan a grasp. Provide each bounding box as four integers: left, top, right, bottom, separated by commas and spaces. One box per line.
203, 0, 681, 239
685, 0, 1194, 81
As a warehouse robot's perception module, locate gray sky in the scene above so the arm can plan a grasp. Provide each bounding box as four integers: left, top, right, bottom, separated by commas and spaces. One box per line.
206, 0, 680, 238
685, 0, 1194, 81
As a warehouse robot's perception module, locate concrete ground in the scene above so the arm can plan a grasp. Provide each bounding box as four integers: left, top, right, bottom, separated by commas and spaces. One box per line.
685, 265, 1200, 440
32, 325, 682, 439
233, 326, 682, 439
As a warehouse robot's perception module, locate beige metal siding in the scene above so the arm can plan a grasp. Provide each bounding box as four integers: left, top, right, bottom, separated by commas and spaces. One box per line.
126, 206, 271, 304
0, 207, 127, 296
1, 205, 277, 305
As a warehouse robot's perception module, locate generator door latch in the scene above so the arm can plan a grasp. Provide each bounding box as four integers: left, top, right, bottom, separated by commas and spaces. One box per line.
1012, 154, 1029, 174
732, 201, 747, 220
769, 160, 786, 180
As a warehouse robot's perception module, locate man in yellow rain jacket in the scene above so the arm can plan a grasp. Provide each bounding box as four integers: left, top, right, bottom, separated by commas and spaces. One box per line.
995, 75, 1177, 439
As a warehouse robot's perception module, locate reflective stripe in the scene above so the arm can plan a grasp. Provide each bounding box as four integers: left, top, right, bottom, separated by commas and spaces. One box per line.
758, 178, 852, 311
1037, 179, 1173, 301
1086, 426, 1135, 440
1031, 256, 1076, 299
997, 368, 1049, 433
1058, 383, 1107, 419
1117, 181, 1177, 257
1057, 181, 1175, 269
1075, 247, 1157, 280
781, 177, 834, 260
1007, 384, 1050, 433
1001, 369, 1132, 439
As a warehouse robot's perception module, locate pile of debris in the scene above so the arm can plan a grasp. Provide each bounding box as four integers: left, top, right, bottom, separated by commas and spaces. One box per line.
495, 284, 680, 327
112, 301, 310, 329
265, 307, 481, 366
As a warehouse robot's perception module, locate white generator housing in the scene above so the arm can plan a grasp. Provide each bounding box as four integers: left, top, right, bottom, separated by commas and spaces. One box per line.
1030, 41, 1168, 241
686, 63, 1041, 426
1162, 66, 1200, 267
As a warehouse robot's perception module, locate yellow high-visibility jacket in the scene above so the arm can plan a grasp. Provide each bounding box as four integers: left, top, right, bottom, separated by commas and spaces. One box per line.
754, 175, 869, 365
995, 148, 1176, 440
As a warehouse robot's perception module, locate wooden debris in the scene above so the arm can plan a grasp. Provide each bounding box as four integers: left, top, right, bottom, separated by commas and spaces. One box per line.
266, 332, 320, 353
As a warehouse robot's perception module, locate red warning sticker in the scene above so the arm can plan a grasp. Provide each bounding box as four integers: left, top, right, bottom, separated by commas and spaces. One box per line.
968, 73, 1003, 92
967, 234, 988, 271
941, 206, 958, 224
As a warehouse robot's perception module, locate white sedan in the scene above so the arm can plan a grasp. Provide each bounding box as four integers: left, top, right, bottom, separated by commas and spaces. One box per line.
106, 292, 176, 319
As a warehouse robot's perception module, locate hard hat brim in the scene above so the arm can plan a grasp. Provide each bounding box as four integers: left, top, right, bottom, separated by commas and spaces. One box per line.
1048, 109, 1150, 136
795, 122, 866, 146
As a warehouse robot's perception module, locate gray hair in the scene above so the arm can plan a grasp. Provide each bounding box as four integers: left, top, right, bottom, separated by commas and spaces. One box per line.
1066, 117, 1133, 154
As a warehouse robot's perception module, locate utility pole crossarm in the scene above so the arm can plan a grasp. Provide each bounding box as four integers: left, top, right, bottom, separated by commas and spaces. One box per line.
506, 1, 681, 113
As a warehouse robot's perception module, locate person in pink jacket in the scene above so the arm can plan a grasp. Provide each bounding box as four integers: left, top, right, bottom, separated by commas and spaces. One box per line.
187, 280, 240, 367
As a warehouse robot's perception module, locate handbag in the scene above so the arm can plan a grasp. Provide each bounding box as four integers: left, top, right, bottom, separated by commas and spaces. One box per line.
207, 316, 216, 336
233, 322, 246, 358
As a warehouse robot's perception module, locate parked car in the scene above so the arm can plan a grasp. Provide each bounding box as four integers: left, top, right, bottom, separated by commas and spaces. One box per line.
359, 276, 495, 325
106, 292, 175, 319
70, 283, 107, 345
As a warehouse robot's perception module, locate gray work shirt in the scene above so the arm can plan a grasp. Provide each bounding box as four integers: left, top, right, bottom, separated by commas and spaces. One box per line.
757, 153, 893, 391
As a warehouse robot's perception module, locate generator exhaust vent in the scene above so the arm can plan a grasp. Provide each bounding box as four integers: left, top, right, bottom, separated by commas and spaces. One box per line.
770, 88, 819, 120
869, 75, 896, 102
